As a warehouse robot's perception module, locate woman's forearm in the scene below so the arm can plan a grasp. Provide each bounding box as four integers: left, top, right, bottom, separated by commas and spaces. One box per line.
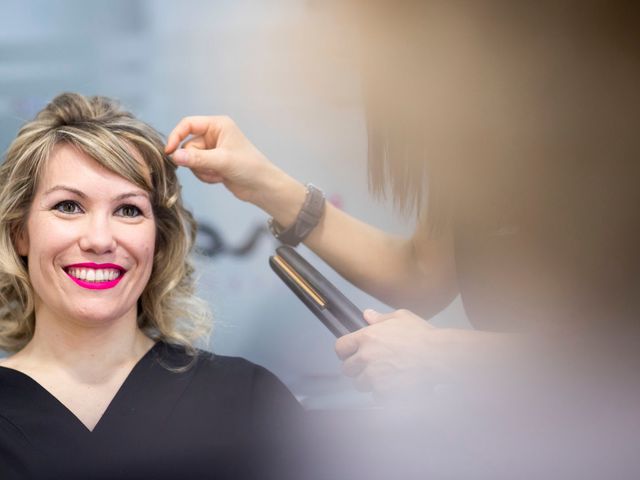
256, 169, 458, 317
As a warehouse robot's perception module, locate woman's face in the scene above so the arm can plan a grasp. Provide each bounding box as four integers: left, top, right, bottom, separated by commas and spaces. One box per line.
16, 143, 156, 328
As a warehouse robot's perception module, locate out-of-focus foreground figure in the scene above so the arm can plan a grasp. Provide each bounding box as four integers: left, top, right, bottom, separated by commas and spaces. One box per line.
166, 1, 640, 478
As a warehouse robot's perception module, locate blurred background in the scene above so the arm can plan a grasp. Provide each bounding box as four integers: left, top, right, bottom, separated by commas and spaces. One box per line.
0, 0, 468, 408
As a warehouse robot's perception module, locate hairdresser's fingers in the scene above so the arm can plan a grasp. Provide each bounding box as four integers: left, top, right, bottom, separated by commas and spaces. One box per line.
335, 332, 360, 361
365, 309, 437, 329
341, 354, 366, 377
165, 116, 215, 153
171, 148, 229, 184
172, 146, 227, 171
165, 115, 228, 153
181, 136, 207, 151
166, 116, 207, 153
363, 309, 417, 325
358, 360, 408, 395
193, 171, 225, 184
363, 308, 393, 325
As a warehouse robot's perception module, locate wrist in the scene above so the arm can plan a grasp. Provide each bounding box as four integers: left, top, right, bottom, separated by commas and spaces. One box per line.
252, 165, 307, 225
268, 184, 325, 246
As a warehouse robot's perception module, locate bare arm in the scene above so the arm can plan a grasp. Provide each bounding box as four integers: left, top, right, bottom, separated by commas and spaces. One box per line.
165, 116, 458, 317
304, 203, 458, 318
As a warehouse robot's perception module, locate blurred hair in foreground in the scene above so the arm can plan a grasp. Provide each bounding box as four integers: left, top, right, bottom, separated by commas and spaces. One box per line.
298, 2, 640, 478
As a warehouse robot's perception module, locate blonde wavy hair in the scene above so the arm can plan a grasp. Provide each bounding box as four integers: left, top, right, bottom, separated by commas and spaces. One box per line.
0, 92, 211, 353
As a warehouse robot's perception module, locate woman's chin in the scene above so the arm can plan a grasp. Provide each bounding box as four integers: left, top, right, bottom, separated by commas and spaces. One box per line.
63, 305, 138, 329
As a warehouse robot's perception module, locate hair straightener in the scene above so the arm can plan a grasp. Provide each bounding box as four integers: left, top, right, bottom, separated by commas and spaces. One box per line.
269, 245, 367, 337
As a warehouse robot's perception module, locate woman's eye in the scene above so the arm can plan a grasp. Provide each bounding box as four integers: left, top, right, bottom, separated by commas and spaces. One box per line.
116, 205, 142, 218
53, 200, 82, 214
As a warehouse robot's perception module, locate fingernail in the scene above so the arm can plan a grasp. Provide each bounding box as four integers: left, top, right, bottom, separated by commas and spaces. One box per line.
173, 148, 188, 164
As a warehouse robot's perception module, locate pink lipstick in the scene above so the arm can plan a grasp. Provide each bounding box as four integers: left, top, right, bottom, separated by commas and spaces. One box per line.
64, 263, 126, 290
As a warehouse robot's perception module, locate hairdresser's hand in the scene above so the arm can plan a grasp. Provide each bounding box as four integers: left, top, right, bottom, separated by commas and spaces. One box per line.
335, 309, 513, 398
165, 116, 292, 207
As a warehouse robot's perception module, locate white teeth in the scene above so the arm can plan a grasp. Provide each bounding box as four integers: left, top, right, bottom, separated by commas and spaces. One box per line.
67, 267, 122, 283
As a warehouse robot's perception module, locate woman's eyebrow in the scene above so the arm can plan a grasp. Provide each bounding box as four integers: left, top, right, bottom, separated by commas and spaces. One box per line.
43, 185, 86, 198
114, 192, 150, 201
43, 185, 149, 200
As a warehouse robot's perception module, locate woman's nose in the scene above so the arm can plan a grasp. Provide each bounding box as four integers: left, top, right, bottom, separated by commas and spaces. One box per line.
78, 215, 116, 254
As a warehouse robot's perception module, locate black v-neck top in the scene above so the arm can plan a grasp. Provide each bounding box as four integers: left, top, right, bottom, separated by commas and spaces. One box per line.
0, 342, 303, 480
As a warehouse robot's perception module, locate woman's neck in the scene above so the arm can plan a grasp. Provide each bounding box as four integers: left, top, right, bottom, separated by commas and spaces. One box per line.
8, 310, 155, 381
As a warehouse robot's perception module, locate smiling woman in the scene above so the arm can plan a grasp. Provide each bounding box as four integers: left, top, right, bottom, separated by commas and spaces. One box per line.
0, 93, 302, 479
0, 93, 207, 353
15, 143, 157, 329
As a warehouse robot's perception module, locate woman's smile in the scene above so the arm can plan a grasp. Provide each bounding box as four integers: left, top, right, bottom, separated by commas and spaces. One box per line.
64, 263, 127, 290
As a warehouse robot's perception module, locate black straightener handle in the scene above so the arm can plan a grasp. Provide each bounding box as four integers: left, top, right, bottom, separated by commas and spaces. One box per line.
269, 245, 367, 337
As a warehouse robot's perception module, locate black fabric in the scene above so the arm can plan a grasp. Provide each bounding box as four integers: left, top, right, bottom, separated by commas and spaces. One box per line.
0, 342, 304, 480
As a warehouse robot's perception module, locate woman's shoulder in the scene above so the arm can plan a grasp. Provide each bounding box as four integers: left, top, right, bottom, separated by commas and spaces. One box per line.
156, 341, 267, 373
156, 342, 298, 404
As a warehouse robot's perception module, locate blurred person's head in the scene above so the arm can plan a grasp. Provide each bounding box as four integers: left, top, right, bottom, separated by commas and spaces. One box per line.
343, 0, 640, 232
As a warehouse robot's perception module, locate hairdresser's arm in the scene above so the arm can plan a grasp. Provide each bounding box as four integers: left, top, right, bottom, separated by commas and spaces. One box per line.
165, 116, 458, 317
306, 205, 457, 318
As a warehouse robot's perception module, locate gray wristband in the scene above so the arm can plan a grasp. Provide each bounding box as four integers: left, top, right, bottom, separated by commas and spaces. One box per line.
268, 184, 325, 246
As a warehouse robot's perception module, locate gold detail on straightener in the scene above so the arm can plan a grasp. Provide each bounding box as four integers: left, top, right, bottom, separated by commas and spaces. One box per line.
273, 255, 326, 307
